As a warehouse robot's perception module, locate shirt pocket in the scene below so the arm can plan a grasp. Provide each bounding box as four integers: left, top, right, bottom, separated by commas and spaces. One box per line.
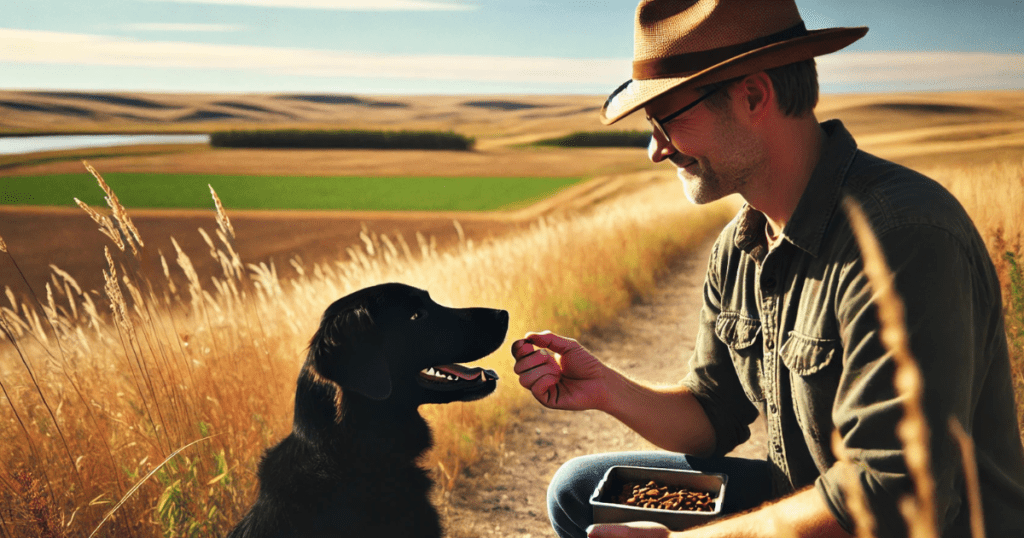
715, 312, 765, 402
780, 331, 841, 447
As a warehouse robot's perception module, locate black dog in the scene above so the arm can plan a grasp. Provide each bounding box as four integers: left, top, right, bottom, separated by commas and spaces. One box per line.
227, 283, 508, 538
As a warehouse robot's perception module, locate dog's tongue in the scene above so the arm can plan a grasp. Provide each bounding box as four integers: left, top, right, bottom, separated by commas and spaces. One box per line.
436, 363, 483, 380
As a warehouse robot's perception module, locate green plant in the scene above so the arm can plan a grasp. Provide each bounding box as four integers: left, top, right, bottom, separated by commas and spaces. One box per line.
149, 426, 233, 538
1002, 250, 1024, 440
0, 173, 582, 211
1004, 251, 1024, 339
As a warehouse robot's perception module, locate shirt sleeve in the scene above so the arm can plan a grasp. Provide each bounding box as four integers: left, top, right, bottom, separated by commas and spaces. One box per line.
681, 237, 762, 457
817, 221, 991, 537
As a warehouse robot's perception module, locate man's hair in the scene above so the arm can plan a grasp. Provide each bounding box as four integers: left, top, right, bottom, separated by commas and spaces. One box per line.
699, 59, 819, 117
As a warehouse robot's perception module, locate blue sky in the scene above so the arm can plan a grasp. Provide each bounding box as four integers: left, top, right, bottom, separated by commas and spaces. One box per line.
2, 0, 1022, 95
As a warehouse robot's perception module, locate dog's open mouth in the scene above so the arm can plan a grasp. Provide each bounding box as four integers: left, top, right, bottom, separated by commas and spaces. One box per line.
417, 363, 499, 392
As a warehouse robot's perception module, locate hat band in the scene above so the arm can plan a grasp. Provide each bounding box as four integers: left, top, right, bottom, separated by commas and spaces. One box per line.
632, 22, 808, 80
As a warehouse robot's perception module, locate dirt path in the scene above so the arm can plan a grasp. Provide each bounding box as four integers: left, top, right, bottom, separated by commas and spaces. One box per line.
443, 240, 767, 538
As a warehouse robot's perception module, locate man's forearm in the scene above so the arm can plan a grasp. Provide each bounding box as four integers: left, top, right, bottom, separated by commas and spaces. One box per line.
678, 487, 853, 538
597, 367, 717, 457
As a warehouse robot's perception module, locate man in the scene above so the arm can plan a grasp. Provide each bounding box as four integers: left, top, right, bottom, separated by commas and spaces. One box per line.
510, 1, 1024, 537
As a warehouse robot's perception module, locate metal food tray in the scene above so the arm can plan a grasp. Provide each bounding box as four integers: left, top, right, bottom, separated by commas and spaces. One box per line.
590, 465, 728, 531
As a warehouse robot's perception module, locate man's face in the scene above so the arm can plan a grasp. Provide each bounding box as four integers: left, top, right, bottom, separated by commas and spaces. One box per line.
644, 85, 766, 205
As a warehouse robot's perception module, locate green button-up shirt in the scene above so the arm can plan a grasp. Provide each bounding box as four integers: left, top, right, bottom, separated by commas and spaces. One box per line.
681, 120, 1024, 537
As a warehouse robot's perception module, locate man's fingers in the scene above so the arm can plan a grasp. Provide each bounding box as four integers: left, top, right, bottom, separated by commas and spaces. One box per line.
513, 354, 552, 377
510, 338, 536, 358
517, 361, 559, 391
530, 374, 559, 404
525, 331, 581, 355
513, 348, 557, 375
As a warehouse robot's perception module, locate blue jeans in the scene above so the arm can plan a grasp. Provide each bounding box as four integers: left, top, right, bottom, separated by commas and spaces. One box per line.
547, 452, 774, 538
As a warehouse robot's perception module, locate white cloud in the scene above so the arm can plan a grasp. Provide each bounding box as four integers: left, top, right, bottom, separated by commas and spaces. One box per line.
818, 51, 1024, 90
0, 28, 626, 85
2, 29, 1022, 91
125, 23, 245, 32
147, 0, 476, 10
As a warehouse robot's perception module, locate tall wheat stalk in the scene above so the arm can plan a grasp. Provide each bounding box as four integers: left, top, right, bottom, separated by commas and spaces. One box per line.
947, 418, 986, 538
842, 195, 939, 538
831, 430, 878, 538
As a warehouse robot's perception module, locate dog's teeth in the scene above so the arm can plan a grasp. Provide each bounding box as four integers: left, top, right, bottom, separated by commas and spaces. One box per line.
446, 375, 455, 381
480, 372, 486, 381
426, 368, 437, 376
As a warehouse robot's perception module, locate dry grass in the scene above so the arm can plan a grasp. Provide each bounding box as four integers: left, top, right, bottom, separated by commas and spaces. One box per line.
0, 164, 735, 537
834, 184, 1017, 538
831, 430, 878, 538
2, 89, 1022, 536
948, 419, 986, 538
827, 152, 1024, 532
842, 197, 939, 538
915, 156, 1024, 441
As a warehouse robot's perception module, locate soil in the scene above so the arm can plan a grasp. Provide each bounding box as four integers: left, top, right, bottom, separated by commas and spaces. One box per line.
441, 240, 767, 538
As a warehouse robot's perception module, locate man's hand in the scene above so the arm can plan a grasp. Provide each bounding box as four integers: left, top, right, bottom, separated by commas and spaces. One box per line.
587, 521, 672, 538
511, 331, 610, 411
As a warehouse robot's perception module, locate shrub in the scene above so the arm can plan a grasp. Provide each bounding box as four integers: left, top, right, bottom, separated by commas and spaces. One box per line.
209, 129, 475, 150
532, 131, 650, 148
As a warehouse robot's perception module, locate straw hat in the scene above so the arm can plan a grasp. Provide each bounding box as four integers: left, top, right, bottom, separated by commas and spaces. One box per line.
601, 0, 867, 124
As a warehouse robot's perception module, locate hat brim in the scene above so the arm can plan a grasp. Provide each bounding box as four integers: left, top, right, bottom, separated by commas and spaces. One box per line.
600, 26, 868, 125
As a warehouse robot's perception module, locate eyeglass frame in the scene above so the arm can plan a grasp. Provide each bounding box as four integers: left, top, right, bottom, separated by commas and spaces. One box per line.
645, 84, 724, 145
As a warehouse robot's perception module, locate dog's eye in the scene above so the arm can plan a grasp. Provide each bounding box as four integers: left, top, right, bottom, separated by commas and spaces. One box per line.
409, 309, 428, 321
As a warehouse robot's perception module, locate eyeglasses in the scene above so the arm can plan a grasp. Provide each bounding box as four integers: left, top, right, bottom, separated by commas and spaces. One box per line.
646, 85, 723, 145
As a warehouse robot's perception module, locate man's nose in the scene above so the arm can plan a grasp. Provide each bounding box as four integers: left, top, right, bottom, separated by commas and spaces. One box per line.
648, 129, 675, 163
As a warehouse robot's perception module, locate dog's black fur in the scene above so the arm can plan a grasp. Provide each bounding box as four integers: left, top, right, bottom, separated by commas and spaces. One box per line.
227, 283, 508, 538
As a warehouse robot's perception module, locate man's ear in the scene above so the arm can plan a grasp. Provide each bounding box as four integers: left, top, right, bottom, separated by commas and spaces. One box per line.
738, 71, 773, 121
310, 305, 392, 400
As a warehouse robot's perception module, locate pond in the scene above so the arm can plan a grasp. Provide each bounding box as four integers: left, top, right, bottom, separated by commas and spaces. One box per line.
0, 134, 210, 155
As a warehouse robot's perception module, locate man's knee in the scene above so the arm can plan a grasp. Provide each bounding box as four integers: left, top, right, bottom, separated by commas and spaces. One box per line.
548, 455, 595, 508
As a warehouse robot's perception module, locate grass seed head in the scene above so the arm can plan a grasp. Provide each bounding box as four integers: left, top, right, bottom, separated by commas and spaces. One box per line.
209, 184, 235, 240
842, 195, 939, 538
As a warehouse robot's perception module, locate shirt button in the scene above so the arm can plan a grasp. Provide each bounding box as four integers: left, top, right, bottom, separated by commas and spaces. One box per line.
766, 339, 774, 350
773, 443, 782, 453
769, 403, 778, 414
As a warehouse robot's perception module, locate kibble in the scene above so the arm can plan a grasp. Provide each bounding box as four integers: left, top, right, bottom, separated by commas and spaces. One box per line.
612, 480, 717, 513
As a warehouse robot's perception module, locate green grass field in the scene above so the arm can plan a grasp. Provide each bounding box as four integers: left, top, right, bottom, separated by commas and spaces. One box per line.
0, 173, 584, 211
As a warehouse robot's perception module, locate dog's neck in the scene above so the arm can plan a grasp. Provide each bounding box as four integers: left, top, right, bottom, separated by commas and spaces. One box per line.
291, 368, 431, 460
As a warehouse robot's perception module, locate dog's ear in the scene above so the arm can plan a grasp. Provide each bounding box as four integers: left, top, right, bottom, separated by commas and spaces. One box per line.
310, 305, 392, 400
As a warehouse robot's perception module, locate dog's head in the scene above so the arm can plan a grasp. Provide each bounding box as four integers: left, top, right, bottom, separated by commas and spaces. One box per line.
307, 283, 508, 406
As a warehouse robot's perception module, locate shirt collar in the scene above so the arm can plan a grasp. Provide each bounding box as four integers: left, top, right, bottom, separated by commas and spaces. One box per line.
733, 119, 859, 258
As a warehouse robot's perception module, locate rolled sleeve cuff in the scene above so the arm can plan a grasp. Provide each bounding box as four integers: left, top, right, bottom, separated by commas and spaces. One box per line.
681, 372, 752, 457
817, 463, 910, 538
817, 469, 857, 535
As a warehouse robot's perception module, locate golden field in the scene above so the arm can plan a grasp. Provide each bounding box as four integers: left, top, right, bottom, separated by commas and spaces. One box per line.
0, 89, 1022, 537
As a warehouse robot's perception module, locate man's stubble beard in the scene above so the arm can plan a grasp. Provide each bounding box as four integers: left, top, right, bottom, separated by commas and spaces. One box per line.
677, 107, 766, 206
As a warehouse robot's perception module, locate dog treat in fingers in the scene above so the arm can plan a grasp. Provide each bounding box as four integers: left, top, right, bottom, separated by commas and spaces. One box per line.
614, 480, 717, 512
